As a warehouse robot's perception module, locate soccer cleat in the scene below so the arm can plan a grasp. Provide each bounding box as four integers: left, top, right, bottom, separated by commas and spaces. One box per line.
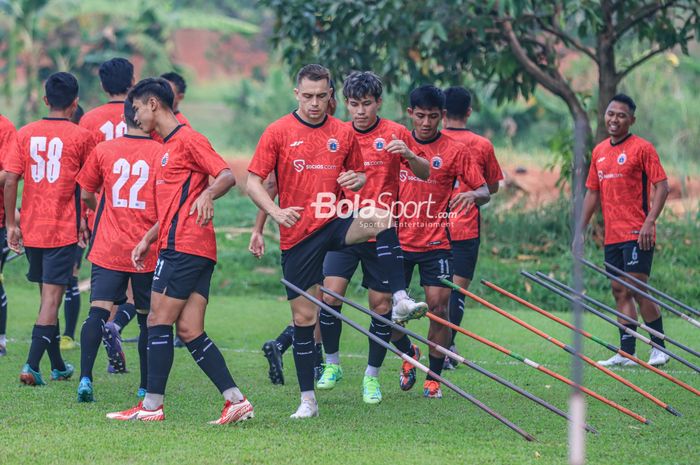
423, 380, 443, 398
0, 344, 6, 357
443, 356, 456, 370
648, 347, 670, 366
392, 298, 428, 323
106, 402, 164, 421
77, 377, 94, 402
137, 388, 147, 398
290, 398, 319, 419
103, 322, 127, 373
60, 335, 77, 350
399, 344, 421, 391
19, 364, 46, 386
262, 340, 284, 385
209, 397, 254, 425
51, 363, 74, 381
362, 375, 382, 404
598, 353, 637, 367
316, 363, 343, 390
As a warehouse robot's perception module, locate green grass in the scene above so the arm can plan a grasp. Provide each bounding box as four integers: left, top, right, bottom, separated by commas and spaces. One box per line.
0, 285, 698, 464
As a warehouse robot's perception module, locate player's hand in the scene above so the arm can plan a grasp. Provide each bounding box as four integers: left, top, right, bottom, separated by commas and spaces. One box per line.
337, 170, 364, 191
248, 230, 265, 258
7, 226, 23, 254
450, 192, 476, 214
189, 189, 214, 226
638, 219, 655, 251
571, 232, 585, 255
270, 206, 303, 228
131, 239, 151, 271
385, 134, 414, 159
78, 217, 90, 248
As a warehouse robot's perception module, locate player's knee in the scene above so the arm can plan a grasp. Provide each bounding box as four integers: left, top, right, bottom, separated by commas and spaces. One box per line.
611, 283, 631, 301
373, 300, 390, 316
429, 304, 448, 319
293, 312, 316, 327
322, 294, 342, 307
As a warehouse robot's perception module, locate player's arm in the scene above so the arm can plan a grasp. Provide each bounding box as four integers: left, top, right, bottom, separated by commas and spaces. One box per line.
247, 173, 302, 228
450, 183, 490, 213
337, 170, 365, 192
638, 179, 670, 251
80, 189, 97, 211
386, 135, 430, 180
488, 182, 500, 194
132, 221, 159, 270
572, 189, 600, 252
249, 173, 278, 258
4, 172, 22, 252
189, 168, 236, 226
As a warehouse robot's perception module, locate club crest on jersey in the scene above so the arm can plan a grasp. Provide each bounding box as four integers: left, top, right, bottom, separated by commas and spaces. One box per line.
327, 138, 339, 152
617, 152, 627, 165
293, 159, 305, 173
431, 156, 443, 169
399, 169, 408, 182
374, 138, 386, 151
161, 152, 169, 167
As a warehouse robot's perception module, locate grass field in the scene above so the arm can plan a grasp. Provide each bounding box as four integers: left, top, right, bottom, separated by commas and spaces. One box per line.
0, 284, 698, 464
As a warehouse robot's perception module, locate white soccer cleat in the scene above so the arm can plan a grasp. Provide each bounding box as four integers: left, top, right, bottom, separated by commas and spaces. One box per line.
290, 398, 319, 419
598, 353, 637, 367
648, 348, 671, 366
392, 298, 428, 323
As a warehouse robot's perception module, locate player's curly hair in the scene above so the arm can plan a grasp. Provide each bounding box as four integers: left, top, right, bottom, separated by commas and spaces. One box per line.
342, 71, 383, 101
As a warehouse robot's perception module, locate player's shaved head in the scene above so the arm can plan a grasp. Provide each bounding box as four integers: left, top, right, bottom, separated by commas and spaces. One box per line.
45, 72, 79, 110
128, 78, 174, 109
123, 100, 139, 129
343, 71, 383, 101
409, 85, 445, 110
444, 87, 472, 120
296, 64, 331, 86
99, 58, 134, 96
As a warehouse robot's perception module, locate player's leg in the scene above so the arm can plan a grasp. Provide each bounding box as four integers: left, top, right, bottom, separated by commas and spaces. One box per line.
262, 321, 293, 385
131, 272, 154, 398
61, 247, 83, 350
390, 253, 421, 391
110, 280, 137, 334
289, 289, 322, 418
103, 281, 137, 372
0, 229, 8, 356
362, 288, 392, 404
447, 238, 479, 369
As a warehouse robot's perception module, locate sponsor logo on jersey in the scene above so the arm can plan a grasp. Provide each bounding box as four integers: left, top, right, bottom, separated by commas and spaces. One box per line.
327, 138, 339, 152
364, 160, 384, 167
598, 170, 623, 181
374, 138, 386, 151
290, 140, 304, 147
597, 157, 606, 163
161, 152, 169, 167
617, 152, 627, 165
399, 169, 436, 184
293, 159, 305, 172
293, 159, 338, 173
431, 156, 443, 169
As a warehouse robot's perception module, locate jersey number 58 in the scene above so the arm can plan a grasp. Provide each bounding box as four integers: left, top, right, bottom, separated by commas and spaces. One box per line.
29, 136, 62, 183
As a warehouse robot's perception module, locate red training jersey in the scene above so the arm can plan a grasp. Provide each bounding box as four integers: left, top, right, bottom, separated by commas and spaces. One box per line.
6, 118, 95, 247
586, 134, 667, 245
77, 135, 163, 272
151, 111, 190, 143
155, 125, 229, 262
79, 101, 127, 143
398, 132, 485, 252
248, 112, 364, 251
0, 115, 18, 226
443, 128, 503, 241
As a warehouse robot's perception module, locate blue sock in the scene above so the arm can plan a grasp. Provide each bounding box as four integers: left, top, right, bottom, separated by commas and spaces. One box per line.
63, 276, 80, 339
146, 325, 174, 395
448, 291, 465, 345
79, 307, 110, 380
185, 332, 237, 393
375, 228, 406, 294
319, 304, 342, 355
293, 324, 316, 392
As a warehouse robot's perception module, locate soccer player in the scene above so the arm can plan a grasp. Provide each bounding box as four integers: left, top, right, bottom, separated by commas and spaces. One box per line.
161, 72, 191, 127
316, 71, 430, 404
106, 78, 252, 424
392, 85, 490, 398
442, 87, 503, 369
75, 101, 163, 402
4, 72, 95, 385
0, 113, 18, 357
577, 94, 671, 367
247, 64, 427, 418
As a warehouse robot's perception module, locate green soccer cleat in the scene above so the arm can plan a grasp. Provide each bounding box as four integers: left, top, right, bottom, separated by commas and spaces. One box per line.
316, 363, 343, 390
362, 375, 382, 404
77, 377, 95, 402
51, 363, 74, 381
20, 364, 46, 386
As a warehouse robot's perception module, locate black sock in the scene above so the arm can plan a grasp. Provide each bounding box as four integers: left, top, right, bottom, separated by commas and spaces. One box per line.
619, 323, 638, 355
293, 324, 316, 392
449, 291, 464, 346
319, 304, 342, 354
0, 281, 7, 336
392, 334, 415, 357
113, 303, 137, 332
645, 316, 666, 348
26, 325, 54, 371
426, 355, 444, 381
315, 342, 324, 367
79, 307, 109, 380
146, 325, 174, 395
45, 322, 66, 371
376, 228, 406, 294
137, 313, 148, 390
367, 312, 392, 368
186, 332, 237, 393
63, 276, 80, 339
275, 324, 294, 354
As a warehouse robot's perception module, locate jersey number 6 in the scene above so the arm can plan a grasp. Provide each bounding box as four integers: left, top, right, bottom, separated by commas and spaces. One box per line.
112, 158, 149, 210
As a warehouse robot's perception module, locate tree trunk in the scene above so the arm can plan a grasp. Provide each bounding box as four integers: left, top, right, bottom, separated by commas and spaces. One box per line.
595, 0, 618, 143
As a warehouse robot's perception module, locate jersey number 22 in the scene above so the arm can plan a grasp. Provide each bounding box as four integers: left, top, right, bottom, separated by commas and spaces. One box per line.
112, 158, 149, 210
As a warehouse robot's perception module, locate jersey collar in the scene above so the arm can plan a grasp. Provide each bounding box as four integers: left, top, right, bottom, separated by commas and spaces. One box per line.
353, 117, 381, 134
123, 134, 151, 140
42, 117, 69, 121
292, 110, 327, 129
107, 100, 125, 104
610, 133, 633, 147
163, 124, 185, 143
412, 130, 442, 145
444, 127, 470, 131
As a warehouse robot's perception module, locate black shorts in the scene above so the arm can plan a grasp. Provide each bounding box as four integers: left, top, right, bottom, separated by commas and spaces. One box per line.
281, 217, 354, 300
604, 241, 654, 277
74, 246, 84, 270
451, 238, 480, 280
25, 244, 77, 286
323, 241, 390, 293
90, 264, 154, 310
151, 249, 215, 300
404, 250, 453, 288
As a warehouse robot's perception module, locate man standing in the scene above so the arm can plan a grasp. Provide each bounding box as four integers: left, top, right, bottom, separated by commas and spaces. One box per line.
0, 113, 18, 357
577, 94, 671, 367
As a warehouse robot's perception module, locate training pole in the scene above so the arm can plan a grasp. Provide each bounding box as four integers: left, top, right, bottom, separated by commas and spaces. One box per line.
580, 258, 700, 329
603, 261, 700, 317
528, 271, 700, 375
282, 280, 536, 442
320, 287, 597, 434
483, 278, 699, 398
442, 279, 682, 417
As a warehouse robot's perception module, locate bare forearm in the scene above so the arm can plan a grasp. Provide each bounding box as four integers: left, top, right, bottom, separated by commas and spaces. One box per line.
579, 190, 599, 232
473, 184, 491, 206
81, 189, 97, 211
142, 222, 159, 245
646, 180, 670, 223
487, 182, 500, 194
253, 209, 268, 234
407, 155, 430, 180
208, 169, 236, 200
247, 174, 281, 216
4, 176, 19, 228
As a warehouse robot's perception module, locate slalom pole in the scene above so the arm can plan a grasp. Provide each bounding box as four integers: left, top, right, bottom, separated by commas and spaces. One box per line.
320, 287, 598, 434
603, 261, 700, 317
580, 258, 700, 329
483, 278, 700, 398
535, 271, 700, 360
281, 279, 537, 442
442, 279, 682, 417
529, 271, 700, 375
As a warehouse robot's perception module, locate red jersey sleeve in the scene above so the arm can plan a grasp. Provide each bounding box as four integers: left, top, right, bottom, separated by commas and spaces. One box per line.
0, 126, 18, 170
81, 133, 97, 165
76, 147, 103, 193
344, 135, 364, 172
3, 133, 25, 176
482, 143, 503, 185
458, 149, 486, 189
642, 144, 667, 184
187, 132, 228, 177
249, 127, 280, 179
585, 155, 600, 190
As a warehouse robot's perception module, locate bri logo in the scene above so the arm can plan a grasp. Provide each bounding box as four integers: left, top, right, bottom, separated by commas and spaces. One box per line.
327, 138, 339, 152
161, 152, 169, 167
